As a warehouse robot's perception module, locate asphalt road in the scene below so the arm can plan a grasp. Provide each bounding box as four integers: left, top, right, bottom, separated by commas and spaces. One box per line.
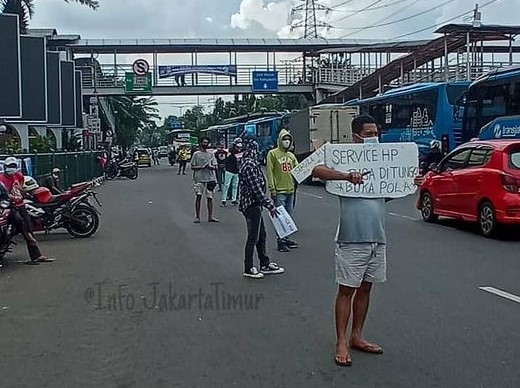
0, 164, 519, 388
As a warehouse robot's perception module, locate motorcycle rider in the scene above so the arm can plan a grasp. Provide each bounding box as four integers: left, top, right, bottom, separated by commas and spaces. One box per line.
421, 140, 444, 175
0, 157, 52, 265
44, 168, 63, 195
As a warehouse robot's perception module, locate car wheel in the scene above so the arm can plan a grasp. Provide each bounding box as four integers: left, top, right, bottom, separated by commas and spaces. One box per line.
479, 201, 497, 237
420, 191, 438, 223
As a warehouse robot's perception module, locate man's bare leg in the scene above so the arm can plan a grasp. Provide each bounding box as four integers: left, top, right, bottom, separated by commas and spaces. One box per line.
335, 285, 356, 365
194, 195, 202, 222
208, 198, 219, 222
349, 281, 383, 354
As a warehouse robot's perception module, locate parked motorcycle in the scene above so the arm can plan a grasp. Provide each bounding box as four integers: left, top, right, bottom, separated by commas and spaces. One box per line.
24, 181, 102, 238
0, 200, 15, 268
105, 157, 138, 180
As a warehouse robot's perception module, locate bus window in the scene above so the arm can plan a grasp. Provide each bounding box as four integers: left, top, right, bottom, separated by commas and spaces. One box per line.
479, 84, 507, 118
447, 85, 468, 105
507, 81, 520, 115
257, 122, 272, 137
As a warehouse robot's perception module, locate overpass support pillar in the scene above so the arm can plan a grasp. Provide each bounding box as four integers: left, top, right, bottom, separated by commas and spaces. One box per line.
315, 88, 325, 103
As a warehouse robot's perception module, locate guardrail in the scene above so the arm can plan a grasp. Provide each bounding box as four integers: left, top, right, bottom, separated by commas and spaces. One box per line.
0, 151, 104, 187
76, 63, 309, 90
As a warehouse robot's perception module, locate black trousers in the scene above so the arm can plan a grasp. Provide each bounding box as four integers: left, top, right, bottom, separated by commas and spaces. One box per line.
9, 207, 41, 261
243, 205, 270, 271
178, 161, 187, 174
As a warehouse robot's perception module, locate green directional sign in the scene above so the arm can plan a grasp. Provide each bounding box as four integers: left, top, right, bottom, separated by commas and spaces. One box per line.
125, 72, 152, 93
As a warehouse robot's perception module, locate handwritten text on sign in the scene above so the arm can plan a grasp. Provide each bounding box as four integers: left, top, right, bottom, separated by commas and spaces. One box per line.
324, 143, 419, 198
291, 143, 327, 184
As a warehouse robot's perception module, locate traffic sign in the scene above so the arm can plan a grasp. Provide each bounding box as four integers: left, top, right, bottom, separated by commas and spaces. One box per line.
252, 71, 279, 93
133, 59, 149, 76
125, 72, 152, 93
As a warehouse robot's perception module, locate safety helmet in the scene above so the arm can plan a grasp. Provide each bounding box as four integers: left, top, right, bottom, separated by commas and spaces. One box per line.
23, 176, 39, 192
52, 168, 61, 174
4, 156, 17, 167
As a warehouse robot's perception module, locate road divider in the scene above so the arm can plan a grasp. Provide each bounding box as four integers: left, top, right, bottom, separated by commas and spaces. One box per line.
479, 286, 520, 304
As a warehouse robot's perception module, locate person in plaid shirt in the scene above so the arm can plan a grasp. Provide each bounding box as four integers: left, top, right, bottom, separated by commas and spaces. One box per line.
238, 138, 285, 279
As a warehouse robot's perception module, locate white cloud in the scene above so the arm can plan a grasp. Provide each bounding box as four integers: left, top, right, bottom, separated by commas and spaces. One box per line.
205, 16, 213, 23
231, 0, 291, 32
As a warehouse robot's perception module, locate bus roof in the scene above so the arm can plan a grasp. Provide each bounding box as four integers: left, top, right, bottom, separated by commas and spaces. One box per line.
470, 65, 520, 88
246, 115, 286, 125
169, 129, 193, 133
347, 81, 470, 105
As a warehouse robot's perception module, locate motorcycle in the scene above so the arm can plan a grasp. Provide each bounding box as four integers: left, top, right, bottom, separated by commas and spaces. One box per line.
105, 157, 138, 180
24, 181, 102, 238
0, 200, 15, 268
168, 153, 176, 166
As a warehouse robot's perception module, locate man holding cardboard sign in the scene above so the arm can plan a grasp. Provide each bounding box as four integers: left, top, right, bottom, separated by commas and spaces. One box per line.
313, 115, 419, 367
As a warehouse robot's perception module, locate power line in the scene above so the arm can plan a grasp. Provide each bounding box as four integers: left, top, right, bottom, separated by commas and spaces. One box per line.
389, 0, 502, 40
331, 0, 409, 13
339, 0, 414, 38
330, 0, 384, 24
329, 0, 360, 10
291, 0, 333, 38
337, 0, 456, 33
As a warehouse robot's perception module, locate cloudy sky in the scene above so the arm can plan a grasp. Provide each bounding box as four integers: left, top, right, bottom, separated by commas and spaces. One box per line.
29, 0, 519, 119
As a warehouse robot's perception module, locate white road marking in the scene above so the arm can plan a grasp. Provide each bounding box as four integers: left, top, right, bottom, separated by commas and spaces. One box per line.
479, 286, 520, 304
298, 191, 324, 199
387, 212, 419, 221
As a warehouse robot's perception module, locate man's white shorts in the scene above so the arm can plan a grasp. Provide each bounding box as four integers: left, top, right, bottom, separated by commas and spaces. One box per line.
335, 243, 386, 288
193, 182, 213, 198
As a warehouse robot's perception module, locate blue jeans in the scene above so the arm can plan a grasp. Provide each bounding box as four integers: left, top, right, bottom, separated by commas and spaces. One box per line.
275, 193, 294, 243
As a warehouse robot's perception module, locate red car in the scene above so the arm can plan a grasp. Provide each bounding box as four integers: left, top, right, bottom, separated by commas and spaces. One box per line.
417, 140, 520, 237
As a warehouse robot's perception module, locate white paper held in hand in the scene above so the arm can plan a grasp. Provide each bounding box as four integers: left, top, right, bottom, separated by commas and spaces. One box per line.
269, 206, 298, 239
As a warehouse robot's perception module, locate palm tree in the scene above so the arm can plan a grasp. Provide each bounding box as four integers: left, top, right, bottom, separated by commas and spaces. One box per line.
1, 0, 98, 34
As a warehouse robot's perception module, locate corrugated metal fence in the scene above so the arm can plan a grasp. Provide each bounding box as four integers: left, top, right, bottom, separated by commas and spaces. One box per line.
1, 151, 104, 187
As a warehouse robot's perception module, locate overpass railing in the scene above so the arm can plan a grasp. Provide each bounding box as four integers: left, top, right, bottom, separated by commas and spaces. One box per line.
77, 64, 310, 90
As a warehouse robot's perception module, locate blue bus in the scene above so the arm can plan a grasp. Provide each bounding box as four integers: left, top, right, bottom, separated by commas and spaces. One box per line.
460, 66, 520, 142
347, 82, 470, 158
201, 123, 244, 148
242, 114, 290, 162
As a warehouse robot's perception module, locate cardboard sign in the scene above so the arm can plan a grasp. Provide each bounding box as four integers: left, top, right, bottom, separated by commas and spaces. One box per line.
325, 143, 419, 198
291, 143, 327, 184
269, 206, 298, 239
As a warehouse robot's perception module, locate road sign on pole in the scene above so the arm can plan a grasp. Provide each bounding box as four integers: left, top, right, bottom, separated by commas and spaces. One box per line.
125, 72, 152, 93
252, 71, 279, 93
133, 59, 150, 76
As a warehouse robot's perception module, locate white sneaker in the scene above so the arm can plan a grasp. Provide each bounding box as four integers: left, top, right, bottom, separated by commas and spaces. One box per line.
243, 267, 264, 279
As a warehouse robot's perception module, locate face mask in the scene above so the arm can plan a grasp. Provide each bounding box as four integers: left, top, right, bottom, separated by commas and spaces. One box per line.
282, 140, 291, 149
53, 174, 59, 179
363, 137, 379, 144
4, 167, 17, 176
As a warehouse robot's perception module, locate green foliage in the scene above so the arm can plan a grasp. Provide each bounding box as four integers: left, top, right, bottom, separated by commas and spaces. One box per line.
1, 0, 97, 33
1, 137, 23, 154
107, 96, 160, 149
29, 135, 54, 153
66, 135, 82, 152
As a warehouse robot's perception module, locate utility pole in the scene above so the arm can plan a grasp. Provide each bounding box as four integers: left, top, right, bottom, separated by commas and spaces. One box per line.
290, 0, 332, 39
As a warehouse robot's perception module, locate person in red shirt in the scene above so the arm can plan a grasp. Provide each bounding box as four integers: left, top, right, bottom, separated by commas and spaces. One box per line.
0, 157, 51, 265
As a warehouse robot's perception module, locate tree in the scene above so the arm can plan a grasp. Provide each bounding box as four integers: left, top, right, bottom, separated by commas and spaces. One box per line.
107, 96, 160, 150
1, 0, 98, 33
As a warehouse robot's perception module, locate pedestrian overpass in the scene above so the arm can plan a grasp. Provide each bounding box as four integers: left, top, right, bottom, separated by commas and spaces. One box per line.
61, 36, 436, 98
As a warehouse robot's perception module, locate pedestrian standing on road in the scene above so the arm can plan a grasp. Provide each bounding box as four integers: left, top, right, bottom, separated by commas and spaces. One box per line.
214, 144, 227, 192
191, 137, 219, 223
312, 115, 387, 367
177, 146, 189, 175
152, 149, 160, 166
266, 129, 299, 252
239, 137, 284, 279
221, 137, 243, 207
